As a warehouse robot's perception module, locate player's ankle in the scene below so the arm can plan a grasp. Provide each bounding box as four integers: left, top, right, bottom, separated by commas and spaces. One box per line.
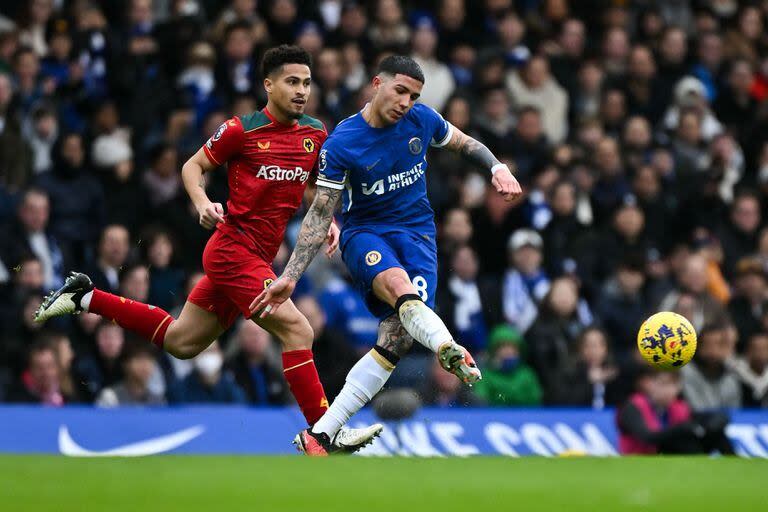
80, 290, 93, 311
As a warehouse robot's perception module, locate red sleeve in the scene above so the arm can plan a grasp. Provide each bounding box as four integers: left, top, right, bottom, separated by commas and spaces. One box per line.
203, 117, 244, 166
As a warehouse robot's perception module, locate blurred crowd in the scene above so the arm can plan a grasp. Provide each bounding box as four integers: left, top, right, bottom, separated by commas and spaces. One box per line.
1, 0, 768, 424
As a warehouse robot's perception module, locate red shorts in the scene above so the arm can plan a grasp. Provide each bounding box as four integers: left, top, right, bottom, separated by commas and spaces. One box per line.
187, 230, 276, 329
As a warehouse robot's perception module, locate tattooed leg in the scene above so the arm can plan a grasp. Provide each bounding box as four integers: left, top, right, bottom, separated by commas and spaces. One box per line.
311, 315, 409, 438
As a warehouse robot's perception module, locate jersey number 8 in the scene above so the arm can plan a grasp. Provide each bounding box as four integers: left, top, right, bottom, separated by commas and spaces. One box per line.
412, 275, 428, 301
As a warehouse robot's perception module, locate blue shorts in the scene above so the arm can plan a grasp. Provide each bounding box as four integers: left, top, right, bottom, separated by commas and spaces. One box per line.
341, 228, 437, 320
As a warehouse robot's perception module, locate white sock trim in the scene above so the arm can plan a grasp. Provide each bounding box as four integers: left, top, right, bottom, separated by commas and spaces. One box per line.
398, 299, 452, 353
80, 290, 93, 311
312, 351, 392, 438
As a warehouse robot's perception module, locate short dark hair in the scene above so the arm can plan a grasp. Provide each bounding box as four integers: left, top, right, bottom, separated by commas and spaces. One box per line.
698, 322, 727, 343
27, 339, 55, 366
377, 55, 425, 83
261, 45, 312, 78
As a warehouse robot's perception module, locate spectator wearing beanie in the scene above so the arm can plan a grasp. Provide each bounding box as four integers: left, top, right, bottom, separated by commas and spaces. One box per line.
473, 325, 542, 406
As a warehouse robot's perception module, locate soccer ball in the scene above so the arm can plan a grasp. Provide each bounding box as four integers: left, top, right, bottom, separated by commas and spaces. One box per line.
637, 312, 697, 369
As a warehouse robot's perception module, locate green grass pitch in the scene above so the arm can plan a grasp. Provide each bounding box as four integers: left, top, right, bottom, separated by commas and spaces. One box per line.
1, 455, 765, 511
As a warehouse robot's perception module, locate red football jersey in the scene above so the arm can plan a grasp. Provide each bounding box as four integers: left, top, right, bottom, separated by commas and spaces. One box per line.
202, 108, 327, 261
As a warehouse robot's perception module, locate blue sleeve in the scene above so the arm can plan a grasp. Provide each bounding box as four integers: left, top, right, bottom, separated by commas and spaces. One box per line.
419, 104, 453, 148
316, 137, 348, 190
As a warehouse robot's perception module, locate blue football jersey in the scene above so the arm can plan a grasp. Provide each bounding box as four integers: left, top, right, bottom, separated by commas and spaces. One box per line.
316, 103, 452, 236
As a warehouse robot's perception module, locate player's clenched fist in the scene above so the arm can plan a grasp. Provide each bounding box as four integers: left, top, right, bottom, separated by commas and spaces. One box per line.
326, 222, 340, 257
492, 164, 523, 202
197, 202, 226, 229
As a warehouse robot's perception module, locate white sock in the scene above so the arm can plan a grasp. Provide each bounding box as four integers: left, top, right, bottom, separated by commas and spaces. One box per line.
312, 350, 394, 438
397, 297, 452, 353
80, 290, 93, 311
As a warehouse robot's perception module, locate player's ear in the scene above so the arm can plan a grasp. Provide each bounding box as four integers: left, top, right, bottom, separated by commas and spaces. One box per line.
372, 75, 382, 91
264, 77, 273, 94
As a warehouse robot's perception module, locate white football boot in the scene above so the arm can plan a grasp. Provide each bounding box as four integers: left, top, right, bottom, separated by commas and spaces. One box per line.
34, 272, 94, 323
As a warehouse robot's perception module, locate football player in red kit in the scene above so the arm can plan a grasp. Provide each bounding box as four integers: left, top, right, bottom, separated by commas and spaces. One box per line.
35, 45, 381, 452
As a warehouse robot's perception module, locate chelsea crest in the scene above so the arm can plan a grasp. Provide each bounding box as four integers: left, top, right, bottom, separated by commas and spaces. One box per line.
408, 137, 422, 155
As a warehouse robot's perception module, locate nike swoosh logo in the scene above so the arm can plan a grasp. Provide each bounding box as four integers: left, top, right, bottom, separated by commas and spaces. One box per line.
58, 424, 205, 457
366, 159, 381, 171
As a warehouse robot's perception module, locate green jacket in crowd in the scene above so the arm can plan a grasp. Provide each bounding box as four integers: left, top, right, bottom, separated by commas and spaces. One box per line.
474, 325, 543, 406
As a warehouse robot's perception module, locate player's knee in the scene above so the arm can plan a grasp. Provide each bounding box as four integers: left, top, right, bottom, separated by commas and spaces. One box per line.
164, 326, 204, 359
376, 269, 414, 305
277, 316, 314, 350
165, 339, 200, 359
385, 273, 412, 294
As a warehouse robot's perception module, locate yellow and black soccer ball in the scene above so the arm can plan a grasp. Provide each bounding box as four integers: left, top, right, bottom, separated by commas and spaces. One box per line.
637, 312, 697, 370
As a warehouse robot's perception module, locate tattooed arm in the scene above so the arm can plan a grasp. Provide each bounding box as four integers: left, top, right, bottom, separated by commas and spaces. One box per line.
250, 186, 343, 316
181, 147, 224, 229
441, 126, 523, 202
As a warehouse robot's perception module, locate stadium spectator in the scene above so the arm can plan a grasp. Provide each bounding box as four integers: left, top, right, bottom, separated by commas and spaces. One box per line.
143, 229, 184, 312
437, 207, 473, 268
1, 187, 63, 291
410, 14, 453, 112
118, 263, 151, 305
369, 0, 410, 50
549, 18, 586, 102
501, 229, 549, 333
553, 326, 620, 408
590, 138, 631, 226
659, 252, 730, 332
96, 343, 165, 407
473, 87, 514, 156
142, 143, 181, 208
718, 190, 762, 278
437, 245, 494, 353
87, 224, 131, 294
506, 54, 568, 144
314, 47, 349, 125
617, 370, 733, 455
506, 106, 549, 183
16, 1, 54, 57
729, 332, 768, 408
469, 177, 524, 274
36, 131, 104, 269
227, 320, 291, 406
23, 103, 57, 174
473, 324, 542, 406
682, 323, 742, 410
8, 340, 64, 405
1, 290, 45, 379
527, 276, 589, 402
595, 257, 648, 358
578, 197, 646, 297
168, 342, 246, 404
45, 330, 82, 404
541, 179, 586, 276
728, 258, 768, 349
73, 321, 126, 401
631, 164, 675, 249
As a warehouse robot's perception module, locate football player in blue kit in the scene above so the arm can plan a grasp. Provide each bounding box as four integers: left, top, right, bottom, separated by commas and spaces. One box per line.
252, 55, 522, 455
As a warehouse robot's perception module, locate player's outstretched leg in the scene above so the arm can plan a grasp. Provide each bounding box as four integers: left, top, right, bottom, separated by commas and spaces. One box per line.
35, 272, 224, 359
296, 315, 404, 455
373, 268, 482, 385
254, 300, 382, 454
35, 272, 177, 348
